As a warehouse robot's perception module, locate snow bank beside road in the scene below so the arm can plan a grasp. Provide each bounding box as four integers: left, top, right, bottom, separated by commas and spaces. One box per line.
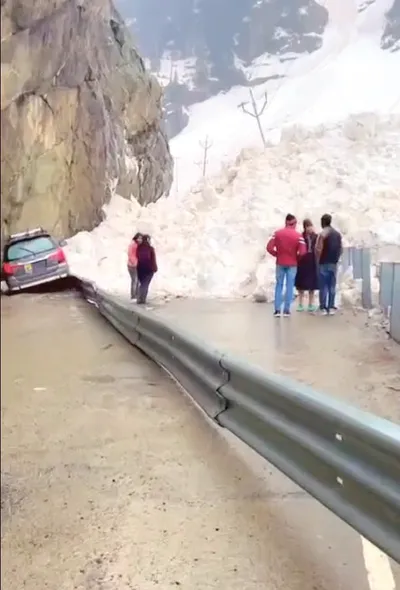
67, 114, 400, 300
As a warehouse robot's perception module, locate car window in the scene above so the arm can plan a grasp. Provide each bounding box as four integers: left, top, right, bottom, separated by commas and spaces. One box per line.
6, 237, 55, 261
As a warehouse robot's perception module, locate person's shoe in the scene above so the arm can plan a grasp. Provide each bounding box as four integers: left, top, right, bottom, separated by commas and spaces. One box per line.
273, 310, 281, 318
320, 308, 328, 316
296, 304, 304, 312
283, 310, 291, 317
308, 304, 317, 312
328, 308, 336, 315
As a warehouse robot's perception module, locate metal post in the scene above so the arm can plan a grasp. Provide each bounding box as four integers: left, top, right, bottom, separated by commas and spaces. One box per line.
361, 248, 372, 309
379, 262, 395, 316
352, 248, 363, 279
389, 263, 400, 343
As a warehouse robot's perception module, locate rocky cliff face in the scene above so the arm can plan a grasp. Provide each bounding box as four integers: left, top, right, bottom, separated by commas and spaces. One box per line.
382, 0, 400, 52
1, 0, 173, 239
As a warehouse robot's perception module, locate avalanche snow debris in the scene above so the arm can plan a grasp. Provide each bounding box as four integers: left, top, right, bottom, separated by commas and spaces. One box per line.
67, 113, 400, 302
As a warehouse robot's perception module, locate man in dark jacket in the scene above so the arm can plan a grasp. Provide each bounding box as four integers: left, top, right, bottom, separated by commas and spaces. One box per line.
315, 214, 342, 315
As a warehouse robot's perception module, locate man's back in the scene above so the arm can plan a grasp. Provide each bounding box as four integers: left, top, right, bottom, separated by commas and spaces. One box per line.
267, 226, 305, 266
319, 227, 342, 265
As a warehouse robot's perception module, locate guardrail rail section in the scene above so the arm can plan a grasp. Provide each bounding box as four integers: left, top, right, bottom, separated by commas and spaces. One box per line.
76, 279, 400, 562
217, 355, 400, 562
341, 247, 400, 343
95, 288, 228, 418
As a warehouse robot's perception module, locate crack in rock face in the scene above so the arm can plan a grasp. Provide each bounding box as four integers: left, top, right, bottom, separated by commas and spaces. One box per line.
1, 0, 173, 239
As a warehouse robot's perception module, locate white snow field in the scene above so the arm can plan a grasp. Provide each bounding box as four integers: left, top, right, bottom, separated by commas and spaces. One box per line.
67, 0, 400, 302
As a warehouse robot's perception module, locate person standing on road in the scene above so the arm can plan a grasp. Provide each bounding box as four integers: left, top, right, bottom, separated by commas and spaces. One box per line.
136, 234, 158, 305
127, 232, 142, 300
315, 213, 342, 315
267, 214, 306, 317
295, 218, 319, 312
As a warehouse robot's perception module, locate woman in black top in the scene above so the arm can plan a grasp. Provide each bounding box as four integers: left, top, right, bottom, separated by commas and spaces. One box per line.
136, 234, 158, 304
295, 218, 318, 311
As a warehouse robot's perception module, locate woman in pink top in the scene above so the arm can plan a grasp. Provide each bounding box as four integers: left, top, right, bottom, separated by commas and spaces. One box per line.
127, 233, 142, 299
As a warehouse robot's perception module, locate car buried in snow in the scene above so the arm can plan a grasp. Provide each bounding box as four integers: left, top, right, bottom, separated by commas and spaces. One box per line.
1, 228, 70, 294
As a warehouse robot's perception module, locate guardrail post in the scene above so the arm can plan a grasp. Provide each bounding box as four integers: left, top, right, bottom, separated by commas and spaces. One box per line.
389, 263, 400, 343
361, 248, 372, 309
341, 247, 352, 273
379, 262, 395, 317
352, 248, 363, 279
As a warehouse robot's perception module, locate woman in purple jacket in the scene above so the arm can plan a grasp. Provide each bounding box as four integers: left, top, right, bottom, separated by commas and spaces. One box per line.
136, 234, 158, 304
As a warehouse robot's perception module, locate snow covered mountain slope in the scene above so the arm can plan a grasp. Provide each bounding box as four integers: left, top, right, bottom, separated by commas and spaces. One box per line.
67, 0, 400, 302
117, 0, 328, 136
115, 0, 399, 137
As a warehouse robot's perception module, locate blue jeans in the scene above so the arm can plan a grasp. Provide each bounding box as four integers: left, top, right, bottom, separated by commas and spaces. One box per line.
127, 265, 138, 299
319, 263, 337, 310
275, 265, 297, 313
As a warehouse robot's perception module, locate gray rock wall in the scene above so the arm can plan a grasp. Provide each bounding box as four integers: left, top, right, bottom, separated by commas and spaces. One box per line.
1, 0, 173, 238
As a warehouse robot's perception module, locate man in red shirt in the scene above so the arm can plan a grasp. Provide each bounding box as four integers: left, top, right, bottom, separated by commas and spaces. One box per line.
267, 214, 306, 317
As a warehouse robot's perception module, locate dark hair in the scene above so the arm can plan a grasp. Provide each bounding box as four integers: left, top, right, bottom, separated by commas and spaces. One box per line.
142, 234, 151, 245
133, 232, 142, 241
303, 218, 313, 231
285, 213, 296, 226
321, 214, 332, 228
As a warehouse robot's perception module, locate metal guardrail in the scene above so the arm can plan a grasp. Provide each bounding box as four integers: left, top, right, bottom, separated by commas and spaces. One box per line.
76, 278, 400, 561
95, 288, 228, 418
341, 247, 400, 343
379, 261, 400, 343
218, 355, 400, 561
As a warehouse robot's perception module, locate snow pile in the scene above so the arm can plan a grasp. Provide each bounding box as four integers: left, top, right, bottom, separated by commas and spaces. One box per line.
66, 0, 400, 301
67, 113, 400, 300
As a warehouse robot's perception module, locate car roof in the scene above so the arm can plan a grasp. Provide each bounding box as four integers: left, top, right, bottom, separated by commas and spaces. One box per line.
5, 228, 52, 246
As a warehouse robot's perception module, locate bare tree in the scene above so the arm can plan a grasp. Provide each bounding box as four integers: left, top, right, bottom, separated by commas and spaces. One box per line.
238, 89, 268, 147
195, 135, 213, 177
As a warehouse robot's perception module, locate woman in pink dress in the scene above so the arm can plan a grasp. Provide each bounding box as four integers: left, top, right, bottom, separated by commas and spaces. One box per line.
127, 232, 142, 299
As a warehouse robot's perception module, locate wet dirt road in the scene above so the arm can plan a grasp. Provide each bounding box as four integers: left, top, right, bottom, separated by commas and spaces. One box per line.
1, 293, 399, 589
